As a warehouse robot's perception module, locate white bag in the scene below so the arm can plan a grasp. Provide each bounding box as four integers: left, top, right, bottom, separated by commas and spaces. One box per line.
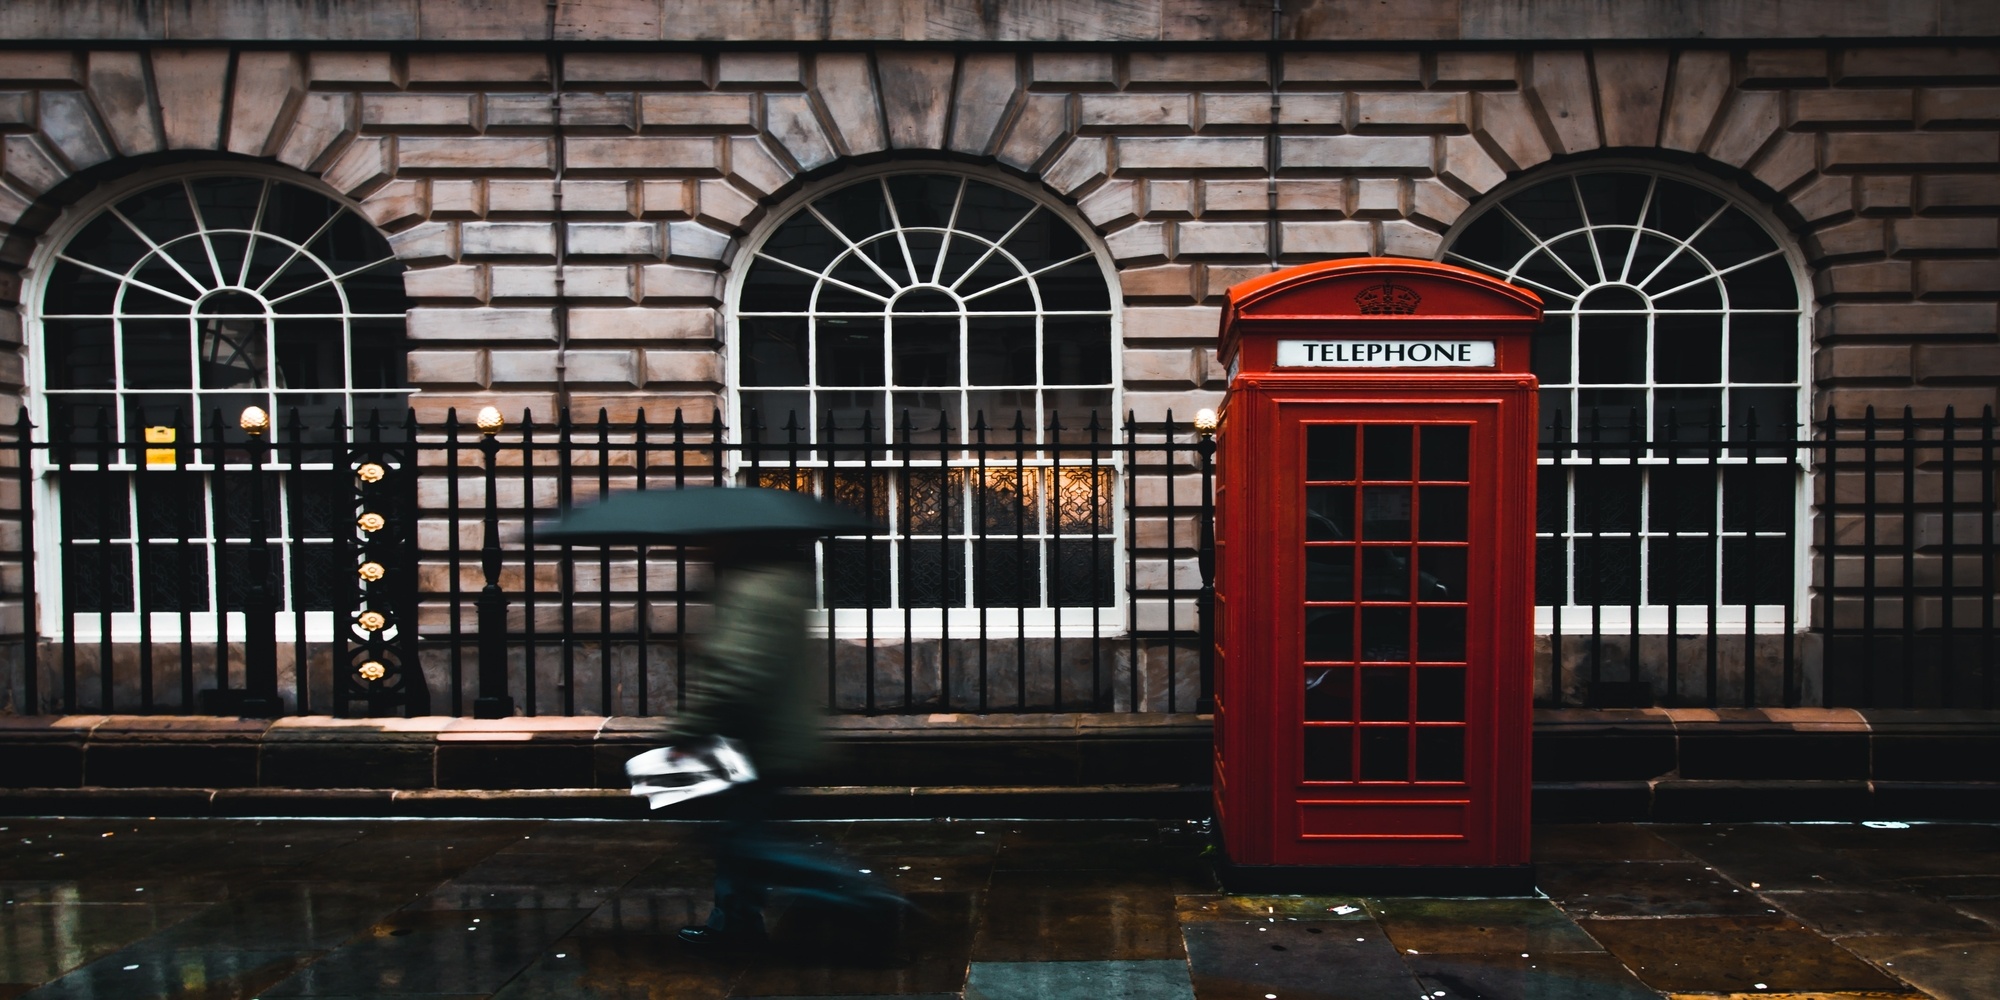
625, 735, 759, 809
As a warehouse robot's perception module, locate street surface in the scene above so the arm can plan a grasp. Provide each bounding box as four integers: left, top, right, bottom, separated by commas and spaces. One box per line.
0, 817, 1994, 998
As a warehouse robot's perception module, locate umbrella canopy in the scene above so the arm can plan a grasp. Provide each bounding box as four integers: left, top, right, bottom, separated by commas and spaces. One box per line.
534, 485, 873, 544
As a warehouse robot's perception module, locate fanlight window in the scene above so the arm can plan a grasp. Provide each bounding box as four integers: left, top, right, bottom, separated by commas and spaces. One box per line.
35, 174, 408, 622
42, 175, 406, 432
734, 174, 1118, 617
1444, 169, 1805, 618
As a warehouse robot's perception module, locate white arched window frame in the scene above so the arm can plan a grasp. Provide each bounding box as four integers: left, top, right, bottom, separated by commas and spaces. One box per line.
25, 165, 412, 641
726, 168, 1125, 636
1441, 164, 1812, 634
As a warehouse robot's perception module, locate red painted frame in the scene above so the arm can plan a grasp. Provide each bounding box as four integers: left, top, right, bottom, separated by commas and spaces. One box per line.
1213, 259, 1541, 870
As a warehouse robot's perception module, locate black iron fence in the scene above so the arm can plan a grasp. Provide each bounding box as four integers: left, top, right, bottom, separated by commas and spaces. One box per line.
1534, 405, 1996, 710
1816, 407, 1996, 709
0, 405, 1992, 716
0, 406, 1214, 717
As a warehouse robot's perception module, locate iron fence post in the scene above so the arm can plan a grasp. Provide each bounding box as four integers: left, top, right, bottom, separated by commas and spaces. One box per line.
1976, 402, 1992, 708
1161, 411, 1178, 713
1941, 407, 1958, 686
14, 410, 36, 714
234, 406, 283, 717
1194, 407, 1218, 713
1810, 407, 1834, 710
473, 409, 515, 718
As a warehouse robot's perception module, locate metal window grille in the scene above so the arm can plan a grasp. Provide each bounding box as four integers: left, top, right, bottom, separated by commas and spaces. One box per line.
734, 173, 1118, 618
32, 174, 410, 636
1444, 168, 1806, 626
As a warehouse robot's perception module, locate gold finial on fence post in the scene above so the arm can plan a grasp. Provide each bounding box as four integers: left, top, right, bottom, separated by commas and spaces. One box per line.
239, 405, 271, 436
1193, 407, 1219, 438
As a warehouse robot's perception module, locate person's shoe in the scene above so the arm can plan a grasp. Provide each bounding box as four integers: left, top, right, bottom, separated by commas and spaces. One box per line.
676, 924, 766, 950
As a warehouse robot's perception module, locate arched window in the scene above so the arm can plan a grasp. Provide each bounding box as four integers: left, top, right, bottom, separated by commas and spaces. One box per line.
1444, 167, 1805, 620
32, 171, 408, 625
732, 172, 1118, 617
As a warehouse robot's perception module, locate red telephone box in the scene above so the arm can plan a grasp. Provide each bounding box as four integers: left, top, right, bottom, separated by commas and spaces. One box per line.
1211, 258, 1541, 893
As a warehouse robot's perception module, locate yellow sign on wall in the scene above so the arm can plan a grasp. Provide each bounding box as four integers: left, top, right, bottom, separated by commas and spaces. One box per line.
144, 426, 176, 469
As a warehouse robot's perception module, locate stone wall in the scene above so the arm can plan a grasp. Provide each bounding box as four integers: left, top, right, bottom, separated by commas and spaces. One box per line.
1, 44, 1994, 425
0, 0, 1993, 44
0, 39, 1995, 712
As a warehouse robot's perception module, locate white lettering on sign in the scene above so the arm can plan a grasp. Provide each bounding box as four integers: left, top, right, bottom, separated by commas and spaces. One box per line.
1276, 339, 1496, 368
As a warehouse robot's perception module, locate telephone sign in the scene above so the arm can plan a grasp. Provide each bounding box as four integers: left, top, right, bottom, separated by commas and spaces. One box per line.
1276, 339, 1497, 368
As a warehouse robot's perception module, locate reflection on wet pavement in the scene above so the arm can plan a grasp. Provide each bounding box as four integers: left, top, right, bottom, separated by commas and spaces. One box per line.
0, 818, 1991, 997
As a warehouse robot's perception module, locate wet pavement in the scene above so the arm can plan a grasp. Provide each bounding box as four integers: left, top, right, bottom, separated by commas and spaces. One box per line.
0, 816, 1994, 998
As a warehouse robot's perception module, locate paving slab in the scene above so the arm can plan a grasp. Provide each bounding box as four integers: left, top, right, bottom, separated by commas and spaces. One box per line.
26, 947, 317, 999
965, 959, 1192, 1000
1182, 917, 1421, 999
734, 892, 977, 997
973, 868, 1182, 962
256, 906, 597, 996
0, 900, 210, 984
1578, 915, 1917, 995
1662, 993, 1918, 999
1366, 896, 1607, 954
1410, 951, 1661, 1000
488, 931, 737, 1000
1177, 894, 1371, 922
141, 882, 423, 950
1836, 934, 2000, 1000
1532, 823, 1689, 863
1763, 889, 1996, 939
1538, 860, 1774, 917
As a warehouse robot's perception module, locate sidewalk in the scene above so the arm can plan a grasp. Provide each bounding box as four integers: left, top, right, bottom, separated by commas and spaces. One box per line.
0, 816, 1993, 998
9, 709, 1999, 825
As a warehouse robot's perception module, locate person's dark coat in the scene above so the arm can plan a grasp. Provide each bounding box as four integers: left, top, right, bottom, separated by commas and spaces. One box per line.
668, 557, 821, 780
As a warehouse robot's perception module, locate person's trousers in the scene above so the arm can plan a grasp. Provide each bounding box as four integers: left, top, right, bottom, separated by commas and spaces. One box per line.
703, 781, 903, 935
706, 780, 779, 934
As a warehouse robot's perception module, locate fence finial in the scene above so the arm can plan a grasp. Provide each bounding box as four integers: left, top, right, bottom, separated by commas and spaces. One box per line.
239, 405, 270, 436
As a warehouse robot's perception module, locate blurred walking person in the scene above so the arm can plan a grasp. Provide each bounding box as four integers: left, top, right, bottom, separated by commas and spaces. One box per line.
668, 537, 906, 949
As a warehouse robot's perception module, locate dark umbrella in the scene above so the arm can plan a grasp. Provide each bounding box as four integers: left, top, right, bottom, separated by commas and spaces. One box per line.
534, 485, 873, 544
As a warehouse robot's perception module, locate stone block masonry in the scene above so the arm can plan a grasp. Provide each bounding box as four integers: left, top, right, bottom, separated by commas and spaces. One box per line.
0, 39, 1987, 737
0, 15, 1982, 745
0, 41, 1987, 441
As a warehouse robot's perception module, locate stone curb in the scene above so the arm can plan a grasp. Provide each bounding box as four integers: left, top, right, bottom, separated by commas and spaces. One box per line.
2, 709, 1995, 821
0, 783, 1214, 820
2, 781, 1994, 822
